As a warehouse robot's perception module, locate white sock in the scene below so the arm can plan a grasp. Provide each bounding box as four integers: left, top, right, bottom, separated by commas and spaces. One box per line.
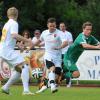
21, 64, 30, 92
48, 71, 55, 87
2, 70, 21, 90
36, 86, 47, 93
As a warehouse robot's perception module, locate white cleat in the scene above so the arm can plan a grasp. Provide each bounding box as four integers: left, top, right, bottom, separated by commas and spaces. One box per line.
51, 85, 58, 93
22, 91, 35, 95
0, 87, 11, 95
67, 84, 71, 88
67, 80, 71, 88
36, 86, 47, 94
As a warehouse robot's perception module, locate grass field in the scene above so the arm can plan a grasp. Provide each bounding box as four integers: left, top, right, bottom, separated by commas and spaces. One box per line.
0, 86, 100, 100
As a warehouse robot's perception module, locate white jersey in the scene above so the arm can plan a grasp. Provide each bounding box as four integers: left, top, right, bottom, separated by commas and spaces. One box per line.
61, 31, 73, 54
32, 37, 45, 48
0, 19, 24, 67
32, 37, 38, 43
40, 29, 66, 60
0, 19, 18, 51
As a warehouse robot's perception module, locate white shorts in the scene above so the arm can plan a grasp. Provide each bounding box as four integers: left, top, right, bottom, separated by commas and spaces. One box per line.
44, 53, 62, 68
0, 49, 25, 68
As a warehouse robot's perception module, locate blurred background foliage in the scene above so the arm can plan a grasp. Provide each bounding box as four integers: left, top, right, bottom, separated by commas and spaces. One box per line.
0, 0, 100, 39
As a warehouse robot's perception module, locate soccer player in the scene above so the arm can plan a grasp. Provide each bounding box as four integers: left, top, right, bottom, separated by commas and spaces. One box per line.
63, 21, 100, 81
33, 18, 68, 93
59, 22, 73, 87
0, 7, 34, 95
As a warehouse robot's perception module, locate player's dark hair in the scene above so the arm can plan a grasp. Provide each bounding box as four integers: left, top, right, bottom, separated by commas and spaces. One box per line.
47, 17, 56, 24
82, 21, 92, 29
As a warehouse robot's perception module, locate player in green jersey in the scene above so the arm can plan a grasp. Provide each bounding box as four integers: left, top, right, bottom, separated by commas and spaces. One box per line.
63, 21, 100, 80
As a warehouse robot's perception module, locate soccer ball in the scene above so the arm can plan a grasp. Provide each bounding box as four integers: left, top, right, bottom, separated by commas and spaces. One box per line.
32, 68, 43, 79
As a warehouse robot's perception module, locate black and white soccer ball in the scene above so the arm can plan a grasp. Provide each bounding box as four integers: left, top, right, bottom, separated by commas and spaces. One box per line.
32, 68, 43, 79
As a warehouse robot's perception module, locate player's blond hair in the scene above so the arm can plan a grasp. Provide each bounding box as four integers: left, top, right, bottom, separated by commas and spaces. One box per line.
7, 7, 18, 20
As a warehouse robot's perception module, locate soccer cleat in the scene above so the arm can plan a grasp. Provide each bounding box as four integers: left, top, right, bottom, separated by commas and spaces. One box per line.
66, 78, 71, 88
0, 87, 10, 95
51, 85, 58, 93
35, 86, 47, 94
67, 84, 71, 88
22, 91, 35, 95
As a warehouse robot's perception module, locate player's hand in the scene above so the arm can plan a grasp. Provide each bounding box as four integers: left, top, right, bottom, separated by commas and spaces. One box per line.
96, 44, 100, 49
17, 42, 25, 51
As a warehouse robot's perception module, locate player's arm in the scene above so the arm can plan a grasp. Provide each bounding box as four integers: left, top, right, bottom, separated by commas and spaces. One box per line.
68, 32, 73, 45
81, 35, 100, 49
31, 39, 42, 49
38, 41, 45, 47
53, 40, 68, 50
59, 41, 68, 49
16, 41, 25, 51
31, 32, 44, 48
11, 33, 33, 50
11, 33, 31, 42
81, 43, 100, 49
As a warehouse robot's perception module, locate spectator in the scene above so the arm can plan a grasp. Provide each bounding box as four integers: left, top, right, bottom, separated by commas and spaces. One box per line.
32, 29, 44, 48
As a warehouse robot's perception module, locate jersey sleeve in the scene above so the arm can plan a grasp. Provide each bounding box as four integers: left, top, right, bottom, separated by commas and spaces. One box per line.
68, 32, 73, 42
91, 35, 100, 45
59, 31, 68, 42
40, 31, 45, 42
10, 22, 18, 34
75, 34, 87, 45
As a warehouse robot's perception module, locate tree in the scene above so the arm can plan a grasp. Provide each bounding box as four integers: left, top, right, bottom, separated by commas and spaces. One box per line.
2, 0, 100, 39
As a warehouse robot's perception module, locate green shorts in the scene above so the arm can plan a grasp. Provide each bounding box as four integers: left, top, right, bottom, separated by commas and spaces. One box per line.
63, 59, 78, 72
63, 59, 78, 78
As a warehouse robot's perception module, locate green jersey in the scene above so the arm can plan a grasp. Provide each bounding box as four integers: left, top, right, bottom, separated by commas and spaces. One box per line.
64, 33, 99, 63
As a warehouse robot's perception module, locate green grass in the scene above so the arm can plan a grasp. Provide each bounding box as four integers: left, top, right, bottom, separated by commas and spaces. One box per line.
0, 86, 100, 100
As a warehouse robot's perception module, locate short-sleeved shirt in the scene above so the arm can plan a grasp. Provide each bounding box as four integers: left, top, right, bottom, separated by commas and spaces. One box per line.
61, 31, 73, 54
0, 19, 18, 51
32, 37, 38, 43
64, 33, 99, 63
40, 29, 66, 59
0, 19, 24, 67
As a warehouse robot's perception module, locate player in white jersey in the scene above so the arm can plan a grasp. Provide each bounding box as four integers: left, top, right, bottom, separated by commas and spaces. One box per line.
33, 18, 68, 93
59, 22, 73, 55
0, 7, 34, 95
59, 22, 73, 87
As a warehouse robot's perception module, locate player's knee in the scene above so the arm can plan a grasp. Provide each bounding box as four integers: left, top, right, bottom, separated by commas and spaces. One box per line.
49, 66, 55, 72
72, 71, 80, 78
15, 63, 24, 73
55, 67, 61, 75
15, 66, 22, 73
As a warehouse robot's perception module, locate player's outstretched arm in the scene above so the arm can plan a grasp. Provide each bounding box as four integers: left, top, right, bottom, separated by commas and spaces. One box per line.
11, 33, 33, 48
82, 43, 100, 49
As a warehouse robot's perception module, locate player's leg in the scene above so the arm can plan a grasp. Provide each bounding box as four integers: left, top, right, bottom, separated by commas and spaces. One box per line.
55, 67, 62, 86
54, 56, 62, 86
21, 64, 33, 95
1, 64, 22, 94
0, 53, 22, 94
65, 63, 80, 78
63, 63, 80, 87
45, 59, 58, 93
1, 51, 33, 95
65, 66, 80, 88
35, 65, 49, 94
13, 52, 34, 95
63, 59, 72, 87
62, 54, 71, 87
36, 77, 48, 93
61, 54, 71, 87
72, 67, 80, 78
